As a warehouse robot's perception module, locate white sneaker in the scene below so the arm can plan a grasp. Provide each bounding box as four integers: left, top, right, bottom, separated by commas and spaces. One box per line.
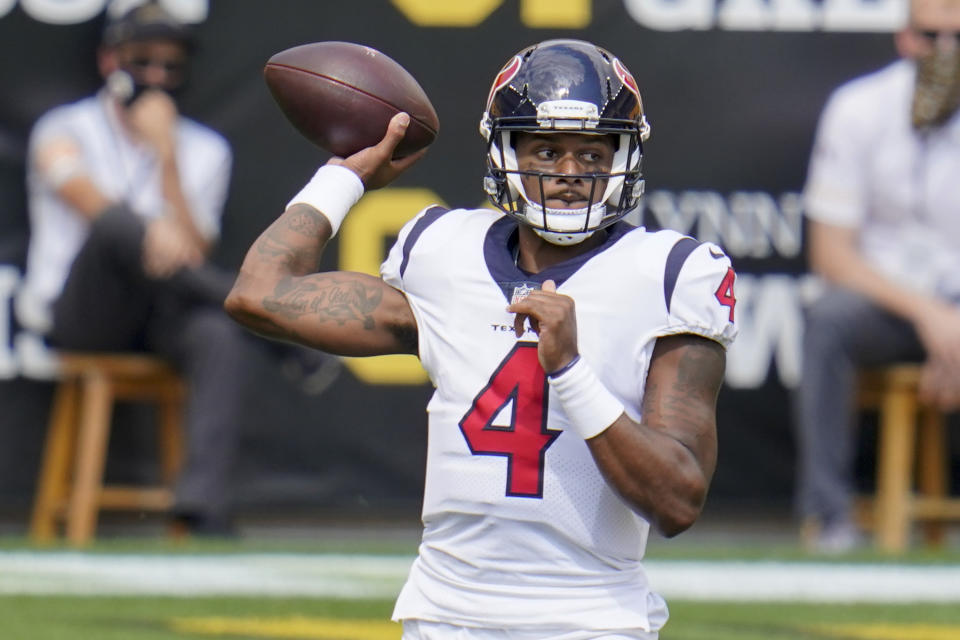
814, 521, 861, 554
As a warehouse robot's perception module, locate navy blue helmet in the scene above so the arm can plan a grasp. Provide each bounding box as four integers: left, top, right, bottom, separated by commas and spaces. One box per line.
480, 39, 651, 244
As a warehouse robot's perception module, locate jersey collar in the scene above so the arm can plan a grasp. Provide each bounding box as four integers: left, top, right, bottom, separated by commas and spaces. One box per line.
484, 216, 633, 302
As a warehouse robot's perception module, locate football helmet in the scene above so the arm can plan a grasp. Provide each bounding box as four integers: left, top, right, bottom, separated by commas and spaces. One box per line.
480, 39, 651, 245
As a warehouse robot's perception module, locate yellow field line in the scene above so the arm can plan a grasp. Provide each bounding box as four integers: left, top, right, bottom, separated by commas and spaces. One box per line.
171, 616, 401, 640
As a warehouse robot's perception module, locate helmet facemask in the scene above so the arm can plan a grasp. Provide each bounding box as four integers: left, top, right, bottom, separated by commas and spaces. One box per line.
483, 126, 646, 245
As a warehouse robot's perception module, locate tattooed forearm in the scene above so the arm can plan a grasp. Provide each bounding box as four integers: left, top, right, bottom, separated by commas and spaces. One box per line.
253, 205, 331, 273
286, 206, 326, 235
226, 201, 418, 356
263, 274, 383, 329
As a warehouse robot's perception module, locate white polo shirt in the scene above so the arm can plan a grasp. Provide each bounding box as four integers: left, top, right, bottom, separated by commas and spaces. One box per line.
804, 59, 960, 299
16, 90, 231, 333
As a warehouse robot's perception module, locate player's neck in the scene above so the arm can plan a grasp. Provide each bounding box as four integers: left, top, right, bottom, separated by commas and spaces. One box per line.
515, 225, 608, 274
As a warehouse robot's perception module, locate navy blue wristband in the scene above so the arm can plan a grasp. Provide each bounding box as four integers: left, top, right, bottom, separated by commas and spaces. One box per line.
547, 354, 582, 379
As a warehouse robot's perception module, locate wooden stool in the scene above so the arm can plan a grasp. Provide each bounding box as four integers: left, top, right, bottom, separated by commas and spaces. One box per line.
30, 353, 185, 547
856, 364, 960, 552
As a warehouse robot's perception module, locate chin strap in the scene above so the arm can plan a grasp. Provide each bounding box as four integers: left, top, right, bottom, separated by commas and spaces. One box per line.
533, 227, 594, 246
522, 200, 604, 245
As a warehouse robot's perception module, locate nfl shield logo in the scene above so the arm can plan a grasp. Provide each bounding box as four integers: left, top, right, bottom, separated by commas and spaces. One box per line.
511, 283, 535, 304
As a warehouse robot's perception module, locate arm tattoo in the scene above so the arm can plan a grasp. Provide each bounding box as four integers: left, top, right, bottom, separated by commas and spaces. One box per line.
263, 274, 383, 330
255, 206, 328, 273
643, 339, 724, 436
286, 207, 324, 236
673, 342, 725, 400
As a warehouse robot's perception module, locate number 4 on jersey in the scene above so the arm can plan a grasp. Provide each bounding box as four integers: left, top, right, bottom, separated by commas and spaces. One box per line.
714, 267, 736, 322
458, 343, 561, 498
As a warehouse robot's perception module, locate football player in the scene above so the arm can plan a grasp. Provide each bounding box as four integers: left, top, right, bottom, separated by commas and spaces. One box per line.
227, 39, 738, 639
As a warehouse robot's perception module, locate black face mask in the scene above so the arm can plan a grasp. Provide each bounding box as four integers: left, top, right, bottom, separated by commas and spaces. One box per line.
105, 68, 186, 107
912, 47, 960, 130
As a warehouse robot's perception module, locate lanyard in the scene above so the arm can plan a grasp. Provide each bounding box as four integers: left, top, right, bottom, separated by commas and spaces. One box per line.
98, 91, 159, 215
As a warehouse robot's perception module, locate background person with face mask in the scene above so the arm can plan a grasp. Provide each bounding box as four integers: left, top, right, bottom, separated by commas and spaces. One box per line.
796, 0, 960, 553
15, 2, 247, 536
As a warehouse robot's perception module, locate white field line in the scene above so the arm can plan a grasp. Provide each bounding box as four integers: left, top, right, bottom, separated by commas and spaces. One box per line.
647, 560, 960, 602
1, 552, 959, 602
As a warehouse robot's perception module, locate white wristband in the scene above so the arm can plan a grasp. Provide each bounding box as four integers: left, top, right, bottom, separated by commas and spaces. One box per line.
548, 356, 625, 440
286, 164, 364, 237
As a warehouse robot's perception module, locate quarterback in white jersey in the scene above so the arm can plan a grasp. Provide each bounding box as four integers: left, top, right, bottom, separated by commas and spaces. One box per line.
227, 39, 737, 639
383, 206, 735, 633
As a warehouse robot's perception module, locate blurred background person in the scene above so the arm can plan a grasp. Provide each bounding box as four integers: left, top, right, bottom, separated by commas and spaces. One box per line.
15, 2, 246, 536
797, 0, 960, 553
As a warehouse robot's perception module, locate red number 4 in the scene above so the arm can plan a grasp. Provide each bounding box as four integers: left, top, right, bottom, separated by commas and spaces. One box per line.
458, 343, 561, 498
715, 267, 736, 322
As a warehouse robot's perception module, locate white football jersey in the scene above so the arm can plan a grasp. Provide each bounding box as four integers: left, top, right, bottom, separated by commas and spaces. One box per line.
382, 207, 737, 632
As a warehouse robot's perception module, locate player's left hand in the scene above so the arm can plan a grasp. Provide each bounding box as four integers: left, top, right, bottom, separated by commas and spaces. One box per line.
506, 279, 579, 374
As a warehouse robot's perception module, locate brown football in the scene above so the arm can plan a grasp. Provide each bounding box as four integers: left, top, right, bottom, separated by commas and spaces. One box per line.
264, 41, 439, 158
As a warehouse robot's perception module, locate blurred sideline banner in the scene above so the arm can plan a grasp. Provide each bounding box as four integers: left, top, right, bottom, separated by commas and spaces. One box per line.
0, 0, 926, 518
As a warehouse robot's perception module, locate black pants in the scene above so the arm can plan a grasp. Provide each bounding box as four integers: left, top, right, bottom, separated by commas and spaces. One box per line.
49, 206, 251, 520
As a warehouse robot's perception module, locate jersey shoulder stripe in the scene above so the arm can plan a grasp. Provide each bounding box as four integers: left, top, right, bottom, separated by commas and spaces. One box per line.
399, 205, 450, 277
663, 236, 701, 312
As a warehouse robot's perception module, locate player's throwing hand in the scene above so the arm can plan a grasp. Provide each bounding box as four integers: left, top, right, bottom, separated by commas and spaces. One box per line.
329, 113, 427, 190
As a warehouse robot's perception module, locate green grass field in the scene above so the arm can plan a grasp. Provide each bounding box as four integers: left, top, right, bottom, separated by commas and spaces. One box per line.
4, 595, 960, 640
3, 534, 959, 640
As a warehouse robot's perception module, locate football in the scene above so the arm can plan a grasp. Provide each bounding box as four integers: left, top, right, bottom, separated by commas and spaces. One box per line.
264, 41, 440, 159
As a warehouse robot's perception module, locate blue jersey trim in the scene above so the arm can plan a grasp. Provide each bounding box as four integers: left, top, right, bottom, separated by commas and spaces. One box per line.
483, 218, 635, 303
663, 236, 700, 313
399, 206, 449, 278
